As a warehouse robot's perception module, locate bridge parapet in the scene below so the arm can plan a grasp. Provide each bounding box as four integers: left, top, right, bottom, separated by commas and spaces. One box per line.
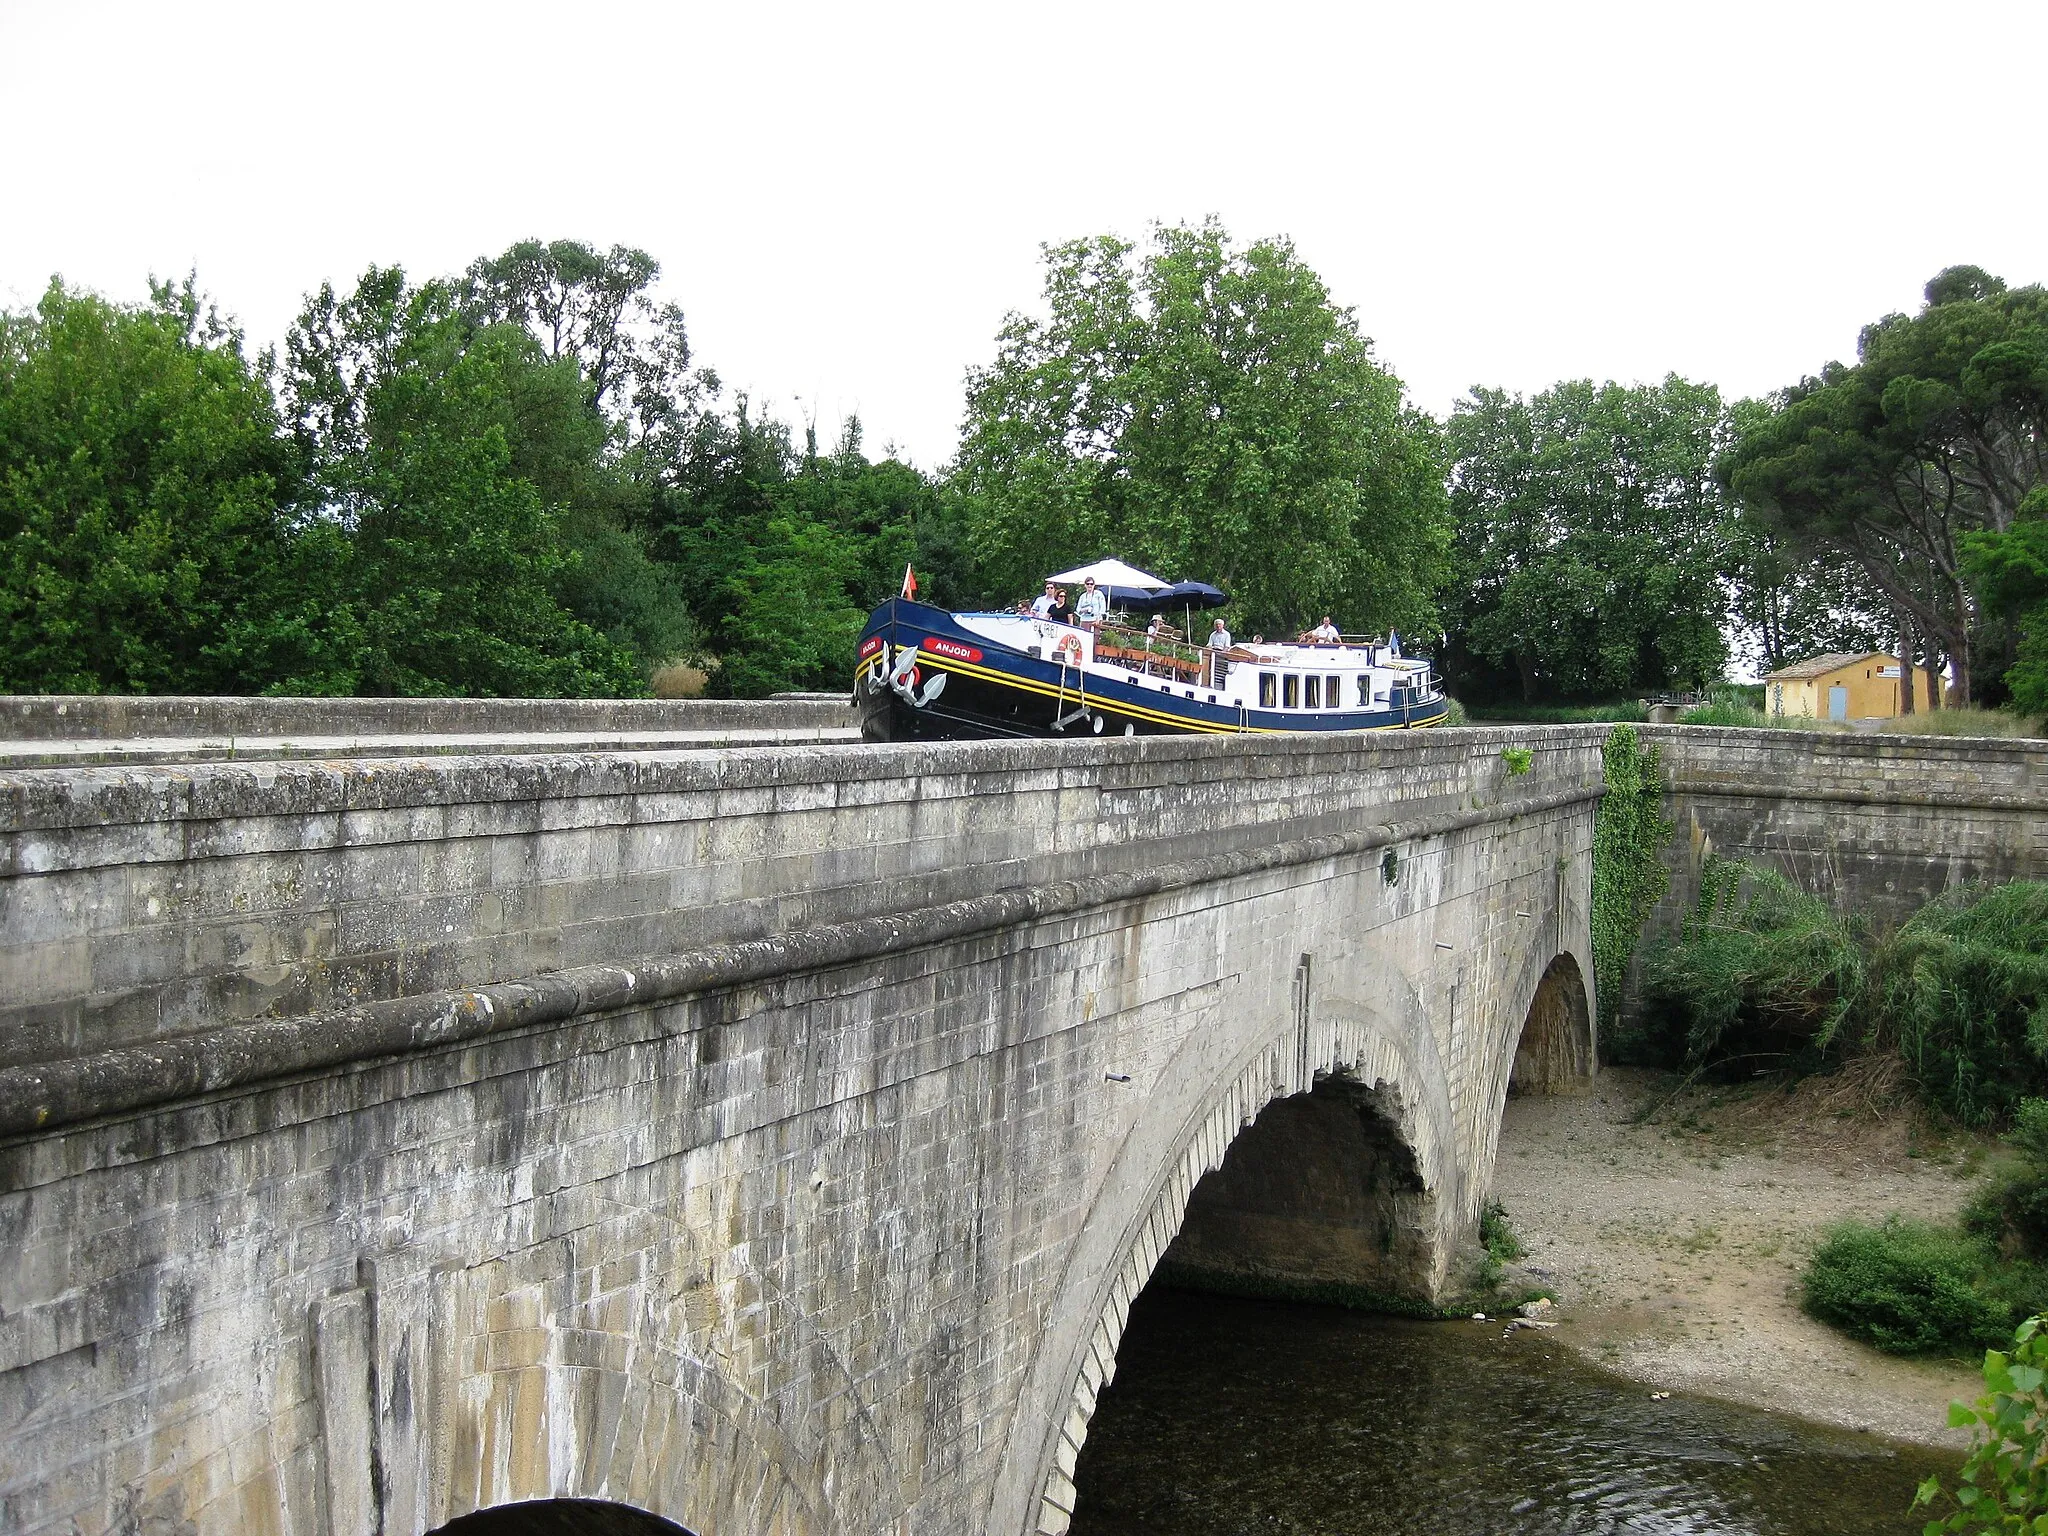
0, 726, 1600, 1110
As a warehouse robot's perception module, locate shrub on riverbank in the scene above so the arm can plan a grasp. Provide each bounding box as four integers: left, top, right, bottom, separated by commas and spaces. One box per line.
1801, 1217, 2021, 1356
1793, 1102, 2048, 1361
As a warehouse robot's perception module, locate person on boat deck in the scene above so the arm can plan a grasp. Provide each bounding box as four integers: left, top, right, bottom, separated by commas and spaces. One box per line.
1074, 577, 1108, 626
1046, 587, 1073, 625
1311, 615, 1341, 644
1030, 582, 1057, 618
1208, 617, 1232, 649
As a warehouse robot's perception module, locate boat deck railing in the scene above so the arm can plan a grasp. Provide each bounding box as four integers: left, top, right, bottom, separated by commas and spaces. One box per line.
1093, 623, 1229, 689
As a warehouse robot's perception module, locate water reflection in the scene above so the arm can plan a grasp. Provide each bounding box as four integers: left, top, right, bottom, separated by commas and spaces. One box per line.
1068, 1289, 1955, 1535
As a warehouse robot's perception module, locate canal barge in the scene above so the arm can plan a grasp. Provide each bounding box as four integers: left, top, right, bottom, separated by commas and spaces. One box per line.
854, 596, 1450, 742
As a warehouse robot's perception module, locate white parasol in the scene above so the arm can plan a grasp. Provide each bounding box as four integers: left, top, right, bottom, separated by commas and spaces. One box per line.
1044, 558, 1168, 589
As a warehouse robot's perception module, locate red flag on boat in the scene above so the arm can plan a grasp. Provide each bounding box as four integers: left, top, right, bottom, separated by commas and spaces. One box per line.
901, 564, 918, 600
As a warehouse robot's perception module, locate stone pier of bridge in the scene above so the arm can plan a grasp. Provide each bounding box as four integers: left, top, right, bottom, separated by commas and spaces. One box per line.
0, 699, 1604, 1536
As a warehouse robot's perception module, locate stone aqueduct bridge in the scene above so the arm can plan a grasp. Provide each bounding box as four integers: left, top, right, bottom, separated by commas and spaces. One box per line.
1, 697, 2039, 1536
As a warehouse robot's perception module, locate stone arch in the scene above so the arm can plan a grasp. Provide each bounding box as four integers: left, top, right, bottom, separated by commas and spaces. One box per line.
401, 1214, 898, 1536
428, 1498, 698, 1534
995, 966, 1457, 1536
1508, 951, 1594, 1096
433, 1344, 835, 1536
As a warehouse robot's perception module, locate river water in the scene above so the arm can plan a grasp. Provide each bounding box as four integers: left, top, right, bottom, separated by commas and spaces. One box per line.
1068, 1289, 1958, 1535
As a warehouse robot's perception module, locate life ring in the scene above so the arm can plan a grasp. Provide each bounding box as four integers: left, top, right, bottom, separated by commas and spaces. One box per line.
1053, 633, 1084, 665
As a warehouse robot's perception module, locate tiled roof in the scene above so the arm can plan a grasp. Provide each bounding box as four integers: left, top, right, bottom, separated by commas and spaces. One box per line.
1763, 652, 1890, 680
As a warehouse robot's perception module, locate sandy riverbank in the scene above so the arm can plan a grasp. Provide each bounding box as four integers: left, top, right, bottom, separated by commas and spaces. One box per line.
1491, 1065, 1994, 1448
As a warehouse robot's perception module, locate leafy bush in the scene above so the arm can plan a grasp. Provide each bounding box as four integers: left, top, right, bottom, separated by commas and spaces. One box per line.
1635, 858, 1866, 1071
1914, 1314, 2048, 1533
1500, 745, 1533, 775
1874, 884, 2048, 1125
1440, 696, 1469, 727
1477, 1201, 1525, 1289
1802, 1217, 2016, 1356
1969, 1101, 2048, 1262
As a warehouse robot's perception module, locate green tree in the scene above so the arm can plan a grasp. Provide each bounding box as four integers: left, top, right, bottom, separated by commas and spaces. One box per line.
1722, 267, 2048, 704
955, 222, 1448, 638
1967, 487, 2048, 715
1727, 508, 1890, 677
281, 266, 642, 696
461, 238, 704, 671
1443, 377, 1732, 703
0, 277, 299, 693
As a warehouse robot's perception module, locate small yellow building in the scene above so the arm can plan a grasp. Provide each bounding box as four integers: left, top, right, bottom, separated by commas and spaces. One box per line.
1764, 652, 1904, 721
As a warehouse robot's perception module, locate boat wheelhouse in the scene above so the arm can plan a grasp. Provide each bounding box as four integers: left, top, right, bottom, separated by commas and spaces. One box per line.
855, 597, 1450, 742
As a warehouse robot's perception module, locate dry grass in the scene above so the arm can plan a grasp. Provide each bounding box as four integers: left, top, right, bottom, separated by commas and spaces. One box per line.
1879, 707, 2045, 739
650, 660, 712, 699
1639, 1053, 1991, 1176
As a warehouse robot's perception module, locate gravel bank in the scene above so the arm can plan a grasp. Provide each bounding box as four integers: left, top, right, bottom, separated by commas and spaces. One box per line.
1491, 1066, 1991, 1448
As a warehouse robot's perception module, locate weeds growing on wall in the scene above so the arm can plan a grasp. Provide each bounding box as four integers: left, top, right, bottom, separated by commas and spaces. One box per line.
1476, 1200, 1526, 1290
1591, 724, 1672, 1034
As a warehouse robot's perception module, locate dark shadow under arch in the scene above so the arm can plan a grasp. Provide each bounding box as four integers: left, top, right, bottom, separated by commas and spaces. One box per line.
1154, 1073, 1440, 1307
428, 1500, 698, 1536
1509, 952, 1593, 1094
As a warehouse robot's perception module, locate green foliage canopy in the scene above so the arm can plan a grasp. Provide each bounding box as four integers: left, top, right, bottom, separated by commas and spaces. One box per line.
955, 222, 1448, 638
278, 266, 644, 695
1968, 487, 2048, 715
1721, 267, 2048, 704
1442, 377, 1732, 703
0, 278, 299, 693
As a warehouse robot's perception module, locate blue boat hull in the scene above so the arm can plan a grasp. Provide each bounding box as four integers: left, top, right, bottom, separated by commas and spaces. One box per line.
855, 600, 1449, 742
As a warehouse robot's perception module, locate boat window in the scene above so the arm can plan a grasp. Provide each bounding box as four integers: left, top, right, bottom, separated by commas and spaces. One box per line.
1326, 675, 1341, 707
1259, 673, 1276, 708
1304, 675, 1321, 708
1357, 675, 1371, 707
1283, 674, 1300, 708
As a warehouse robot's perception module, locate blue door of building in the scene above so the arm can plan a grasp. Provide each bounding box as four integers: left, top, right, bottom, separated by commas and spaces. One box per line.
1828, 684, 1848, 721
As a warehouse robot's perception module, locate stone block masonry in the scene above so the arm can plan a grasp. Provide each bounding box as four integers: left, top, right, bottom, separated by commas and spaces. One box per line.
1647, 725, 2048, 929
0, 718, 1603, 1536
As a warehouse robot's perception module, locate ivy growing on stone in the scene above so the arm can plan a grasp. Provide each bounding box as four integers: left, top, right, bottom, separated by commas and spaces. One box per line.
1591, 724, 1672, 1032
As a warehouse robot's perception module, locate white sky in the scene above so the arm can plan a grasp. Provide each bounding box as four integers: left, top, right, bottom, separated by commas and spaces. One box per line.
3, 0, 2043, 470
